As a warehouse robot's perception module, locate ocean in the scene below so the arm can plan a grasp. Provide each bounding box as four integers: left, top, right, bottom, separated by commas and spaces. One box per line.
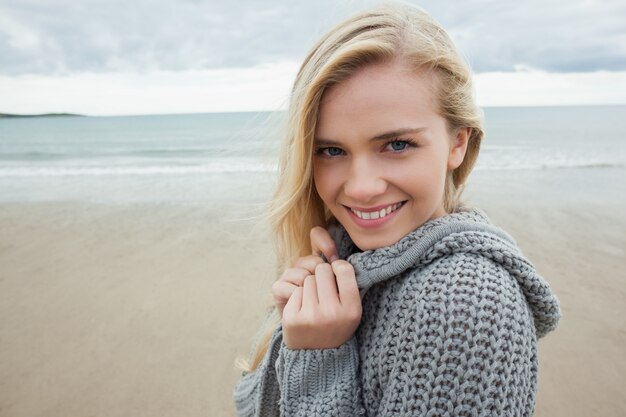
0, 106, 625, 205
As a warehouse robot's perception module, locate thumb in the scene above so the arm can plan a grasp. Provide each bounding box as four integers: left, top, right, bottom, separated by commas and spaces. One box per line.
310, 226, 339, 263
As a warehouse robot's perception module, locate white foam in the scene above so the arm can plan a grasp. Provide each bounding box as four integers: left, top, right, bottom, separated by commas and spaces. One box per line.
0, 160, 278, 177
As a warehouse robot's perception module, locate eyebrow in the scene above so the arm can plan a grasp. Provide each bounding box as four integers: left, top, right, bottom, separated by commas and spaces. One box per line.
314, 127, 427, 146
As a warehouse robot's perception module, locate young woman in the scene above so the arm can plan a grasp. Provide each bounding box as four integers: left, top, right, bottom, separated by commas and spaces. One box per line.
234, 4, 560, 416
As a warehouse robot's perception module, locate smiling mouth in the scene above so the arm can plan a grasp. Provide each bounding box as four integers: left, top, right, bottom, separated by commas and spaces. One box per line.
346, 201, 406, 220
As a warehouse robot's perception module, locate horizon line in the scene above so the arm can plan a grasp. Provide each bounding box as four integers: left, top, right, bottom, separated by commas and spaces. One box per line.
2, 103, 626, 118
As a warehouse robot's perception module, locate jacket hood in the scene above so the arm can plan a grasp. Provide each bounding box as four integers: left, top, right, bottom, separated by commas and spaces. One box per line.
328, 206, 560, 338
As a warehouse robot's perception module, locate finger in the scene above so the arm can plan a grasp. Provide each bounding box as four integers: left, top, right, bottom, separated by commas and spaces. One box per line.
310, 226, 339, 263
272, 281, 298, 303
302, 274, 319, 311
283, 286, 303, 317
314, 263, 340, 305
278, 267, 309, 287
332, 260, 360, 305
294, 255, 325, 275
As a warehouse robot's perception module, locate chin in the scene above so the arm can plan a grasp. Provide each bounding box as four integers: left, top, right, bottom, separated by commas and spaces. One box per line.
349, 232, 402, 252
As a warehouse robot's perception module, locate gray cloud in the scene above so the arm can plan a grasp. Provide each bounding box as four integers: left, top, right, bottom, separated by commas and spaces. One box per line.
0, 0, 625, 76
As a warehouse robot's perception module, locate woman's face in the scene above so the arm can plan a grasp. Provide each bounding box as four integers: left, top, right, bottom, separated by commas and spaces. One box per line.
313, 60, 469, 250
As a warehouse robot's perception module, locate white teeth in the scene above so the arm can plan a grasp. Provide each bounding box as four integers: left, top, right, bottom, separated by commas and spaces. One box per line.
350, 202, 403, 220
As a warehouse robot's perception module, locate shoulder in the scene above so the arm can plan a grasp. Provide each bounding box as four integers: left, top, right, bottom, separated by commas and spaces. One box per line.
377, 254, 539, 417
402, 251, 534, 329
407, 250, 518, 290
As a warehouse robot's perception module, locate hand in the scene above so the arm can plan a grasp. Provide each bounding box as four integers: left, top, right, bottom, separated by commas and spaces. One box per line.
272, 227, 339, 317
281, 260, 362, 349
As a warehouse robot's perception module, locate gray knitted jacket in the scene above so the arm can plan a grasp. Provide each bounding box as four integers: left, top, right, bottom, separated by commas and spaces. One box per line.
234, 207, 561, 416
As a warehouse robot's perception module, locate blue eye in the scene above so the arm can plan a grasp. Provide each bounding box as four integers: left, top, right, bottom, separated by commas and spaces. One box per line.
316, 146, 344, 157
387, 140, 413, 152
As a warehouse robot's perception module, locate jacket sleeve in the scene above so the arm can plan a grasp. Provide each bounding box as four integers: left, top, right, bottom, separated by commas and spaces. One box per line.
234, 323, 366, 417
233, 325, 283, 417
274, 332, 367, 416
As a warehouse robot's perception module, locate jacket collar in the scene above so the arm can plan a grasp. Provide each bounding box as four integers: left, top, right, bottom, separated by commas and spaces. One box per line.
327, 206, 561, 339
328, 207, 516, 294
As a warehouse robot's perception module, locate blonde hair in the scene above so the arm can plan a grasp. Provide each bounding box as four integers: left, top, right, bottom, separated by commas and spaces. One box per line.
237, 2, 484, 373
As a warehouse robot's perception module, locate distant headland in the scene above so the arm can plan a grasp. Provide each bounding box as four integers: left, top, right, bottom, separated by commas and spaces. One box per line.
0, 113, 85, 118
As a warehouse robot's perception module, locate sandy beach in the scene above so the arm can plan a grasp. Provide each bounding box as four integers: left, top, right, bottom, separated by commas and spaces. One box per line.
0, 168, 625, 416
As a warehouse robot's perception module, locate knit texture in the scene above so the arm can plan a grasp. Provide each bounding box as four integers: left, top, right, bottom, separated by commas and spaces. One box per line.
233, 207, 561, 416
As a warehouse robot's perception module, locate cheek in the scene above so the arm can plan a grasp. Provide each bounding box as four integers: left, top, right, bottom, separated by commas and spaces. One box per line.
391, 157, 437, 182
422, 145, 450, 176
312, 163, 335, 203
392, 155, 446, 194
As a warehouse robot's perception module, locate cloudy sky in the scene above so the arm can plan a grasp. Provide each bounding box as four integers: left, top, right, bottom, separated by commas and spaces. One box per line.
1, 0, 625, 115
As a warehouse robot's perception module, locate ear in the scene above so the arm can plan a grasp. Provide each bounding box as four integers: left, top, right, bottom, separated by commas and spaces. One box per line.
447, 127, 471, 170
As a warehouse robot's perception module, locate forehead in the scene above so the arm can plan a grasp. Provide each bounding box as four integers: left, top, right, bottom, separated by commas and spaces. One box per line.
316, 61, 440, 140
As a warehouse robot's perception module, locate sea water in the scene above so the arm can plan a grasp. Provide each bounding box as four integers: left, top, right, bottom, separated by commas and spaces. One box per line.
0, 106, 624, 205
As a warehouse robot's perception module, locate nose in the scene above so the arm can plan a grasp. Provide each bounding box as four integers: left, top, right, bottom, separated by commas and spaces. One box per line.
343, 157, 387, 204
